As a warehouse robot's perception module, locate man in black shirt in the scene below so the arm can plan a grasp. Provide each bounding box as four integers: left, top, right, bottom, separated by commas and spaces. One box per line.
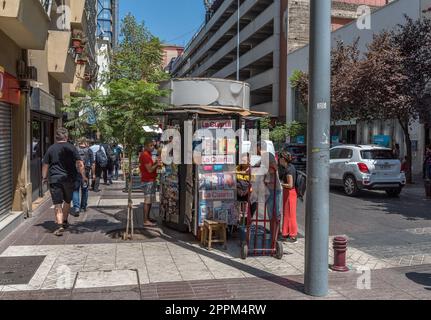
42, 128, 87, 236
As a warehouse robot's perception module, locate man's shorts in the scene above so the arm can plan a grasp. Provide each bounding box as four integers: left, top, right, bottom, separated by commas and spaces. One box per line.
141, 181, 156, 204
49, 182, 74, 205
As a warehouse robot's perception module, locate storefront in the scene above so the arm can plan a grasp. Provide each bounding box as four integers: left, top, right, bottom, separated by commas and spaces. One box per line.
330, 120, 358, 146
0, 66, 20, 221
30, 88, 59, 201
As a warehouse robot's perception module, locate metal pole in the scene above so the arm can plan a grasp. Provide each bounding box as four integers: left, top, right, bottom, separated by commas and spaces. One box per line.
236, 0, 240, 81
304, 0, 332, 297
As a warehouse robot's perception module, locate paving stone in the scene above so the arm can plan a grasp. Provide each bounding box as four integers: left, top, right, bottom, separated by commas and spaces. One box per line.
75, 270, 138, 289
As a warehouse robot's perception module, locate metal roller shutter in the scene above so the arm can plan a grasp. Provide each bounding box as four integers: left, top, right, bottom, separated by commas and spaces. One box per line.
0, 102, 12, 221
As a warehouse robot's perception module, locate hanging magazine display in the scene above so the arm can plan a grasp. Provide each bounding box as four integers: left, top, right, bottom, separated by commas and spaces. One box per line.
197, 119, 237, 227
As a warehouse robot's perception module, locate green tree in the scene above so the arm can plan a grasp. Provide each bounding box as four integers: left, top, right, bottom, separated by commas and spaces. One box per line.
63, 14, 169, 239
103, 79, 167, 239
260, 116, 304, 149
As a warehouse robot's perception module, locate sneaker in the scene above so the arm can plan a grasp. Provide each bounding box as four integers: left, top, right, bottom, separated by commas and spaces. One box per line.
53, 225, 65, 237
279, 235, 289, 242
62, 221, 70, 229
288, 237, 298, 243
81, 207, 87, 212
71, 209, 80, 217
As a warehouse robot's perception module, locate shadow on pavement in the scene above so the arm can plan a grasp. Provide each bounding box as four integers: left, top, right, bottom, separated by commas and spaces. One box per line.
330, 186, 431, 221
405, 272, 431, 291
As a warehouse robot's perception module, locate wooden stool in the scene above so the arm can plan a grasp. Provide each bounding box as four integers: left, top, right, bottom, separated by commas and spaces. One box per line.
201, 220, 227, 250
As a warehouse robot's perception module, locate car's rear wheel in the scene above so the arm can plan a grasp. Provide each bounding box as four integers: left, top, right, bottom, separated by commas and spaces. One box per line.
386, 188, 402, 197
343, 175, 359, 196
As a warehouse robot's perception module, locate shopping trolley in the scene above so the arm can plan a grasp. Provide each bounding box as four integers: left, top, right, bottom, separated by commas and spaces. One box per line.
239, 166, 283, 260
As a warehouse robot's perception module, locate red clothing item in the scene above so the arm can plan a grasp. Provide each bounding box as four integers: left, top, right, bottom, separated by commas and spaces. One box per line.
282, 188, 298, 238
139, 150, 157, 182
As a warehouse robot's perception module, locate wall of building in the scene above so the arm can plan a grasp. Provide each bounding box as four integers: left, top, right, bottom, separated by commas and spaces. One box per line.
163, 46, 184, 71
0, 31, 22, 77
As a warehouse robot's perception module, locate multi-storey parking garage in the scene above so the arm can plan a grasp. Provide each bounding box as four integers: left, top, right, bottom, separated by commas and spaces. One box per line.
171, 0, 389, 119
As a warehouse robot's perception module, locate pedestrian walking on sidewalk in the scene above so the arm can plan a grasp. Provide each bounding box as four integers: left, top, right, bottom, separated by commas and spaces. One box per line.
102, 142, 115, 185
42, 128, 87, 236
90, 141, 107, 192
139, 138, 161, 227
72, 138, 94, 216
112, 143, 123, 180
278, 151, 298, 243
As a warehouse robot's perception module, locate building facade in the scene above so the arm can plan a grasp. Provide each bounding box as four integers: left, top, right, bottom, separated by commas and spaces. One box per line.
0, 0, 52, 237
162, 44, 184, 73
287, 0, 431, 175
96, 0, 119, 99
171, 0, 388, 119
0, 0, 99, 240
97, 0, 119, 48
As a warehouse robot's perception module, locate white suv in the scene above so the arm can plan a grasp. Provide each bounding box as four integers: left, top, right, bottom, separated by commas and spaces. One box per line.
330, 145, 406, 197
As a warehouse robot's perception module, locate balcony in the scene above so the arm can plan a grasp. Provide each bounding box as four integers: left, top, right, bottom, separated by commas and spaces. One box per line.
47, 30, 76, 83
70, 0, 86, 28
0, 0, 50, 49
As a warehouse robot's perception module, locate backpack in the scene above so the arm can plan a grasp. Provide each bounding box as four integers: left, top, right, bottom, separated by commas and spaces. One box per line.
104, 144, 117, 163
96, 146, 108, 168
78, 147, 93, 169
295, 170, 307, 201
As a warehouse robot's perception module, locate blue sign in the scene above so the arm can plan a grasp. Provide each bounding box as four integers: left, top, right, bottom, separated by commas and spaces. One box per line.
296, 135, 305, 144
373, 135, 391, 148
87, 108, 96, 125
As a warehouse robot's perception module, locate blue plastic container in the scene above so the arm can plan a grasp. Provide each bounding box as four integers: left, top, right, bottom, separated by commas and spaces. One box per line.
239, 225, 272, 254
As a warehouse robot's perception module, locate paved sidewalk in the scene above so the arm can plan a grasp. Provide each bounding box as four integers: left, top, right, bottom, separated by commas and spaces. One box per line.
0, 181, 430, 300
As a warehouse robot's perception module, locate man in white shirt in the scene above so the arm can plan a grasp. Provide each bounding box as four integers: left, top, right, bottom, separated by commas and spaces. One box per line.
90, 142, 107, 192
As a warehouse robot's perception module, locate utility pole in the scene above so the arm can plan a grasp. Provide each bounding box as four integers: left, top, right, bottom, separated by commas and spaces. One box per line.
236, 0, 240, 81
304, 0, 332, 297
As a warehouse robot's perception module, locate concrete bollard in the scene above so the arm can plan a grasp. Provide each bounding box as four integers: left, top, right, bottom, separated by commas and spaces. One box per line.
330, 236, 349, 272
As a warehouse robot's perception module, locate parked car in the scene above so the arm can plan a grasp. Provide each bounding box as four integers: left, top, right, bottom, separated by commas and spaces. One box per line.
281, 144, 307, 172
329, 145, 406, 197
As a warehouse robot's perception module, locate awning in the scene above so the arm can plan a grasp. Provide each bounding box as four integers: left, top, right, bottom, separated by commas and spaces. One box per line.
159, 105, 269, 118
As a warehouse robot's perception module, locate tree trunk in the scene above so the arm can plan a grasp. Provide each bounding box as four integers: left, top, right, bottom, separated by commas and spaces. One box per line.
399, 119, 413, 184
127, 152, 134, 239
123, 151, 134, 240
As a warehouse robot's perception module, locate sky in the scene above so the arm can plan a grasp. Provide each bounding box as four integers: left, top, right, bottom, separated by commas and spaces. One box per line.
120, 0, 206, 47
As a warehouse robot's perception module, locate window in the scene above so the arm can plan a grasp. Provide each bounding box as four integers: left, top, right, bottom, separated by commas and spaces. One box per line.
361, 150, 395, 160
339, 148, 353, 159
330, 148, 341, 160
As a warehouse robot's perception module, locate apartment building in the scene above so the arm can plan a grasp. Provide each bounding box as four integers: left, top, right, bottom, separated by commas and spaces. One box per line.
171, 0, 388, 119
96, 0, 119, 97
0, 0, 98, 240
97, 0, 119, 49
163, 44, 185, 73
28, 0, 98, 202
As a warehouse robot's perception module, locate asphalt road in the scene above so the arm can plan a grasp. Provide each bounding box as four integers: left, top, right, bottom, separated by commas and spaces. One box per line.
297, 183, 431, 259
